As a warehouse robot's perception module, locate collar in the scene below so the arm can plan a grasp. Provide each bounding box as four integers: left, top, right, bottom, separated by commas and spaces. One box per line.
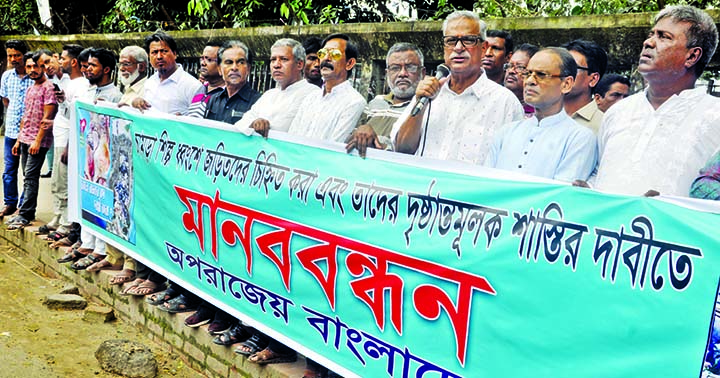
155, 64, 185, 83
322, 80, 352, 96
531, 109, 570, 128
382, 92, 413, 108
441, 69, 494, 98
574, 100, 600, 121
221, 83, 253, 101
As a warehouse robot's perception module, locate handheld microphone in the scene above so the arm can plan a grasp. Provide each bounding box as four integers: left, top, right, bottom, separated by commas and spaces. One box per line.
410, 64, 450, 117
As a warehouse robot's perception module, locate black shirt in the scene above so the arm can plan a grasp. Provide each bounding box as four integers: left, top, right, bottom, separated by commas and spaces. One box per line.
205, 84, 262, 124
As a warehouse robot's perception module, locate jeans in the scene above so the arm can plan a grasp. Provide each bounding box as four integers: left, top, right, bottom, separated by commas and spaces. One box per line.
3, 136, 20, 207
18, 143, 48, 220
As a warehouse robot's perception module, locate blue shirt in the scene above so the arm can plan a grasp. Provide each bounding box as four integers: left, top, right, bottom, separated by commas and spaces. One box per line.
0, 69, 33, 139
485, 110, 597, 182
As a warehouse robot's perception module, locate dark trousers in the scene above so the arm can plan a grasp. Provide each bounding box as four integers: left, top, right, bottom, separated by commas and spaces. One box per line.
18, 143, 48, 220
3, 137, 20, 207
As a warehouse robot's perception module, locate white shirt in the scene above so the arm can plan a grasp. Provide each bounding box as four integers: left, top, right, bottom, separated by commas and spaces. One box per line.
593, 87, 720, 196
54, 76, 90, 146
486, 110, 597, 182
391, 72, 523, 164
287, 80, 366, 142
235, 79, 319, 132
143, 65, 204, 115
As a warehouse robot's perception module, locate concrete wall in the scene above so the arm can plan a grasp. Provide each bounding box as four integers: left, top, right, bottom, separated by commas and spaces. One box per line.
2, 11, 719, 96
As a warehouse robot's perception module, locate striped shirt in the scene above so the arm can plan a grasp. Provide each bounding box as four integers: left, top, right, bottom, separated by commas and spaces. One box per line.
0, 69, 33, 139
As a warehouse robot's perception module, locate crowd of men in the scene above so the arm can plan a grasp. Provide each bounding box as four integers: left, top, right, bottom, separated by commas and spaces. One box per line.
2, 4, 720, 377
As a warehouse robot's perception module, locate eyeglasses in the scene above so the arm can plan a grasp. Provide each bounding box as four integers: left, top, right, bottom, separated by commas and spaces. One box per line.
503, 63, 528, 73
119, 62, 137, 68
576, 65, 590, 71
200, 56, 218, 63
387, 64, 420, 74
520, 70, 566, 82
317, 48, 343, 61
442, 35, 483, 48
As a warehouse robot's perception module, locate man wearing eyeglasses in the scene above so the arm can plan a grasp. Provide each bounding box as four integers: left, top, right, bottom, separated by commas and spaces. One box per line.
561, 39, 608, 134
118, 45, 148, 106
286, 33, 366, 143
503, 43, 539, 118
486, 47, 597, 182
346, 42, 425, 157
392, 10, 522, 164
581, 5, 720, 197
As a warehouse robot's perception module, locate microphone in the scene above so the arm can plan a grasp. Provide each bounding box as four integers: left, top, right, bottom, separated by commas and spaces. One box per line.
410, 64, 450, 117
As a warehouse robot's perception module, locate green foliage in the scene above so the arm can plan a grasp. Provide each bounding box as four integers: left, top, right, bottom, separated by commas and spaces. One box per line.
0, 0, 40, 35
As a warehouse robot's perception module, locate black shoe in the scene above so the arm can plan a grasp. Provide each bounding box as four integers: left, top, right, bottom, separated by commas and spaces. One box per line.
40, 171, 52, 178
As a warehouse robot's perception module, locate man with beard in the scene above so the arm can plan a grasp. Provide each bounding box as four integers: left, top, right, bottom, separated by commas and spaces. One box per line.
482, 30, 513, 85
345, 42, 425, 157
287, 33, 366, 142
132, 31, 204, 114
187, 41, 224, 118
235, 38, 319, 136
392, 11, 523, 164
204, 40, 261, 124
486, 47, 596, 182
302, 37, 323, 87
0, 40, 32, 218
6, 52, 57, 229
578, 5, 720, 197
65, 48, 122, 270
39, 44, 88, 239
504, 43, 539, 118
118, 45, 148, 106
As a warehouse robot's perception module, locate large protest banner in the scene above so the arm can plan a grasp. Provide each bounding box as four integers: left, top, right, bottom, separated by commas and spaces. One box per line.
74, 100, 720, 377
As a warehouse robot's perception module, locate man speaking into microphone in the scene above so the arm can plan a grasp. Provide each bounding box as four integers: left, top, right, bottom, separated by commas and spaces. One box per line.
392, 10, 523, 164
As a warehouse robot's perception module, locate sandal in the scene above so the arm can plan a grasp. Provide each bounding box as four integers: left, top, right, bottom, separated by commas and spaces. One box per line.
234, 334, 268, 356
248, 347, 297, 365
120, 278, 145, 295
126, 279, 163, 296
46, 229, 69, 241
86, 258, 122, 272
6, 216, 30, 230
213, 323, 250, 346
145, 285, 180, 306
51, 237, 74, 248
109, 269, 136, 285
57, 248, 88, 263
37, 224, 56, 235
70, 253, 101, 270
158, 294, 198, 313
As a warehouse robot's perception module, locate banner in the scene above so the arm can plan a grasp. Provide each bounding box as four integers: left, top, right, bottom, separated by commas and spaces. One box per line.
75, 100, 720, 378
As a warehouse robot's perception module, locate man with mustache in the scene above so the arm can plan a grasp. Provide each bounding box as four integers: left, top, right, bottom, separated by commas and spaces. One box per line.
204, 40, 261, 124
582, 5, 720, 197
345, 42, 425, 157
39, 44, 88, 240
235, 38, 319, 136
561, 39, 607, 133
6, 52, 57, 229
302, 37, 323, 87
482, 30, 513, 85
392, 11, 523, 164
504, 43, 539, 118
592, 73, 631, 112
486, 47, 596, 182
131, 31, 204, 115
187, 41, 224, 118
0, 40, 32, 218
118, 45, 148, 106
286, 33, 366, 143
